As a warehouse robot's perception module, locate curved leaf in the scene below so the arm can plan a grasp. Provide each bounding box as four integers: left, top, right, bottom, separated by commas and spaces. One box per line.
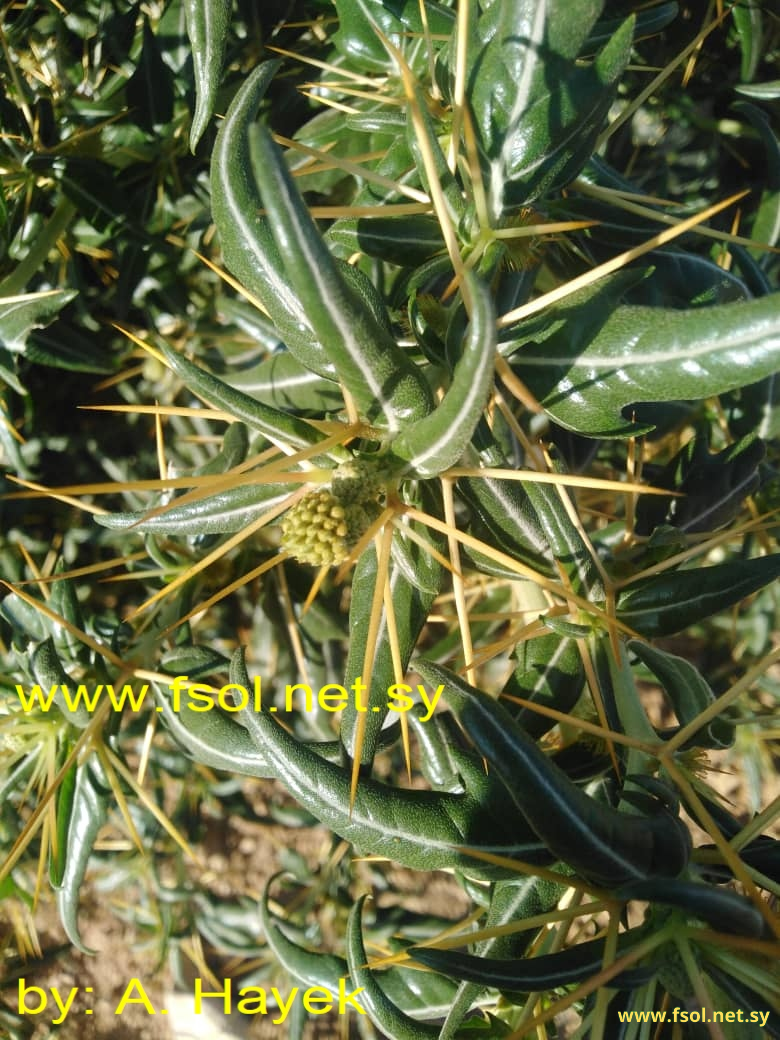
616, 555, 780, 637
415, 659, 692, 885
249, 122, 433, 433
210, 62, 331, 377
468, 0, 632, 214
0, 289, 77, 353
615, 879, 768, 939
261, 876, 459, 1020
185, 0, 230, 150
503, 631, 585, 738
410, 933, 654, 994
55, 759, 108, 954
230, 648, 548, 879
346, 897, 510, 1038
225, 351, 345, 414
628, 640, 734, 750
505, 291, 780, 437
392, 272, 496, 475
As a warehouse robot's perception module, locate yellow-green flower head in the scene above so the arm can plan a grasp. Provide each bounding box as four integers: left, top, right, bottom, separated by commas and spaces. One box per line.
330, 458, 383, 503
281, 486, 380, 566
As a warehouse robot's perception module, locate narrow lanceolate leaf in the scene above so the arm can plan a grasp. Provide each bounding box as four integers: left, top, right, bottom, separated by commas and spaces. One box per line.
154, 684, 342, 774
410, 933, 653, 994
56, 759, 108, 954
249, 123, 433, 434
615, 879, 768, 939
416, 659, 692, 886
628, 641, 733, 750
634, 433, 764, 535
226, 352, 345, 414
504, 291, 780, 437
392, 273, 496, 476
521, 470, 604, 600
50, 762, 77, 887
158, 342, 333, 456
185, 0, 230, 150
616, 555, 780, 637
31, 638, 91, 729
95, 483, 297, 535
210, 62, 331, 377
456, 422, 554, 574
326, 215, 446, 269
230, 649, 546, 879
346, 897, 447, 1040
332, 0, 454, 74
437, 873, 568, 1038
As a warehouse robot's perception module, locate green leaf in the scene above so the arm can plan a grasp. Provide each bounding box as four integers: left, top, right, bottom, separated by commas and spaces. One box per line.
332, 0, 454, 74
520, 461, 604, 599
391, 272, 495, 475
503, 631, 585, 738
346, 896, 443, 1039
345, 897, 510, 1038
157, 341, 335, 456
50, 762, 77, 888
30, 638, 90, 729
154, 681, 344, 773
340, 516, 443, 765
731, 0, 763, 83
230, 648, 546, 879
25, 324, 115, 374
735, 80, 780, 101
437, 873, 568, 1037
249, 122, 433, 434
185, 0, 230, 150
415, 659, 692, 886
615, 879, 767, 938
410, 931, 652, 995
455, 422, 554, 575
55, 758, 108, 954
616, 555, 780, 637
225, 351, 346, 415
261, 876, 459, 1021
326, 214, 446, 268
96, 483, 297, 535
469, 0, 632, 214
587, 3, 677, 45
635, 433, 764, 535
504, 290, 780, 437
0, 290, 77, 354
210, 62, 331, 378
725, 374, 780, 440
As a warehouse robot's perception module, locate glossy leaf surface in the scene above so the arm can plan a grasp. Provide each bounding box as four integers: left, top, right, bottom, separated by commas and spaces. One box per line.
505, 291, 780, 436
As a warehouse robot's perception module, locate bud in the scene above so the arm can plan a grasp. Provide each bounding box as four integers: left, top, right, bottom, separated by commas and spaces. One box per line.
281, 487, 380, 566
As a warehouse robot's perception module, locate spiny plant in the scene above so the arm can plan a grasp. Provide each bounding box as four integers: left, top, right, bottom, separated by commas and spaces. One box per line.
2, 1, 780, 1038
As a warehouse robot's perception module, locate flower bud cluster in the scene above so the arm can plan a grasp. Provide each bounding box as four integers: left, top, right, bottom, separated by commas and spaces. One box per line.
281, 461, 383, 566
